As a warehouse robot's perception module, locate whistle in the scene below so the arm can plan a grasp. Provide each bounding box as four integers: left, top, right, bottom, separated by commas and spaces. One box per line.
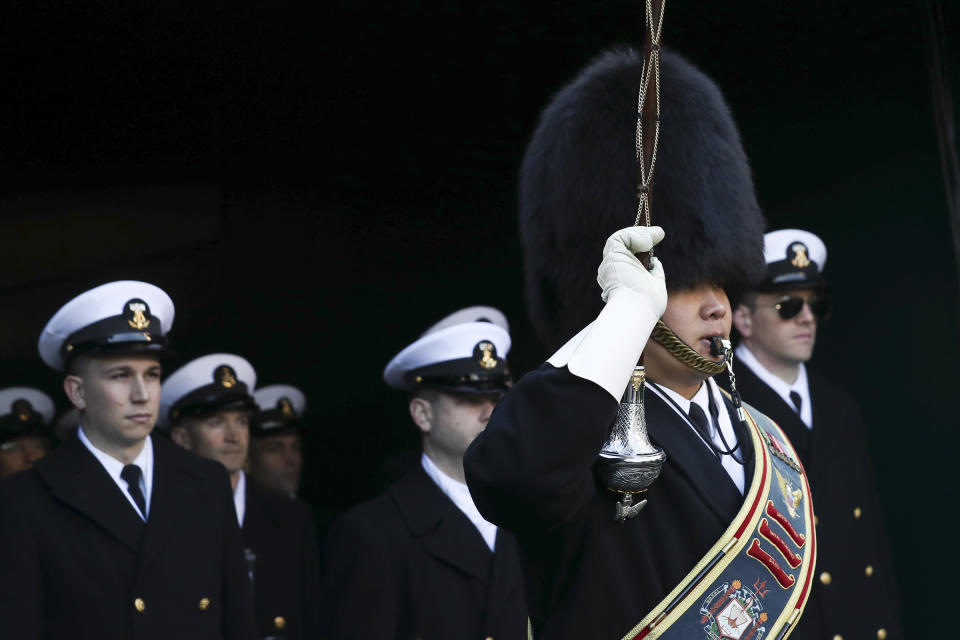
709, 336, 726, 358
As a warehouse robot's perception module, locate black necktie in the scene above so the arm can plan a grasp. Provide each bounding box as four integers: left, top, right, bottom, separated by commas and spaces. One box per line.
121, 464, 147, 519
789, 391, 803, 414
688, 403, 720, 459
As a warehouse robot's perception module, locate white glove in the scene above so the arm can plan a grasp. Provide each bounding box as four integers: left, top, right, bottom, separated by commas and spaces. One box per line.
597, 225, 667, 315
547, 226, 668, 400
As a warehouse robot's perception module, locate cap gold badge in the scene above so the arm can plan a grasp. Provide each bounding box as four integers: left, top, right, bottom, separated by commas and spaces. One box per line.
790, 242, 810, 268
126, 300, 151, 330
476, 341, 498, 370
12, 399, 32, 422
279, 397, 295, 418
215, 365, 237, 389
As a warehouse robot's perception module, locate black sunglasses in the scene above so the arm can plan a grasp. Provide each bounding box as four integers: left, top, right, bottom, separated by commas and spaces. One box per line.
773, 295, 830, 320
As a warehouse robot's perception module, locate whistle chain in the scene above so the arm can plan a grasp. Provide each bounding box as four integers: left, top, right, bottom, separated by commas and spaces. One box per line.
649, 321, 727, 376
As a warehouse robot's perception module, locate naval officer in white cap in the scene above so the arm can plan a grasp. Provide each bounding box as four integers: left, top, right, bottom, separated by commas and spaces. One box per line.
165, 354, 321, 640
0, 281, 256, 640
0, 387, 55, 478
249, 384, 308, 497
322, 306, 528, 640
727, 229, 902, 639
164, 354, 259, 499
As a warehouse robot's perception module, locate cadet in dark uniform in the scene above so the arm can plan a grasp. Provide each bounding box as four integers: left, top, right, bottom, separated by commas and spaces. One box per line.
464, 49, 818, 639
322, 306, 528, 640
0, 280, 257, 640
164, 354, 321, 640
726, 229, 902, 640
249, 385, 307, 497
0, 387, 54, 478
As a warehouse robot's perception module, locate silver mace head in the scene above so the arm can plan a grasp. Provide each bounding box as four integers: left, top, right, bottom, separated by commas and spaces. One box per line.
596, 366, 666, 522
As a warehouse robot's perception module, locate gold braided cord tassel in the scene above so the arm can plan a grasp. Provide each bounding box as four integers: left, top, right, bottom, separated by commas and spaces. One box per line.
649, 321, 727, 375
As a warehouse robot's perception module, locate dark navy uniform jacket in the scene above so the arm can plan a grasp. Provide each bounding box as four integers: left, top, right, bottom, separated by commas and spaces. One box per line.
464, 364, 822, 640
0, 432, 257, 640
722, 364, 903, 640
242, 483, 322, 640
321, 463, 527, 640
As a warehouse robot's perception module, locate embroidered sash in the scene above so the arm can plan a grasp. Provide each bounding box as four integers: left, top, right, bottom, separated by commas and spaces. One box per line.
622, 400, 817, 640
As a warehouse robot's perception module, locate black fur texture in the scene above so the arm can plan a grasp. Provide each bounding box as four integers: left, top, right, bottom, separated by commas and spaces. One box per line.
519, 47, 766, 350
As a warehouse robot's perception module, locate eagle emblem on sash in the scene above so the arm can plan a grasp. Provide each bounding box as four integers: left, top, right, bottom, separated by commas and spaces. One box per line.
774, 468, 803, 519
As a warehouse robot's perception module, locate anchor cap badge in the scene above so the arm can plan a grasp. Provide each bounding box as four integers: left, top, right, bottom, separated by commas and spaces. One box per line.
215, 365, 238, 389
125, 299, 152, 330
474, 341, 498, 370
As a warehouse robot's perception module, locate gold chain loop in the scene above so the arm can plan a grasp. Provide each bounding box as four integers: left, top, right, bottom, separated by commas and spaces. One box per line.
649, 321, 728, 375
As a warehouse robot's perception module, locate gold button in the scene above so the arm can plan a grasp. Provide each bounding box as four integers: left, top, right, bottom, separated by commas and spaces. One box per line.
865, 565, 874, 577
485, 637, 495, 640
819, 571, 832, 585
274, 616, 286, 629
198, 598, 210, 611
877, 629, 887, 640
833, 635, 843, 640
854, 506, 862, 519
134, 598, 146, 612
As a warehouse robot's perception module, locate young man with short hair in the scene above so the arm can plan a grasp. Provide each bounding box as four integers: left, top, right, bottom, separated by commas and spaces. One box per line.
729, 229, 902, 639
323, 307, 528, 639
0, 281, 256, 640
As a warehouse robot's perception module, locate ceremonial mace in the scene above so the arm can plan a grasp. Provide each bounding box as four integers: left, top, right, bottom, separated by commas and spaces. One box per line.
596, 0, 668, 523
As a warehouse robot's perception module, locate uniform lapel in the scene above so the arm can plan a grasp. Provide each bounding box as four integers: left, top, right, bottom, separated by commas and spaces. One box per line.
243, 483, 282, 540
645, 392, 743, 524
804, 373, 831, 480
390, 465, 492, 583
242, 483, 260, 539
139, 435, 205, 570
733, 364, 811, 463
35, 434, 144, 552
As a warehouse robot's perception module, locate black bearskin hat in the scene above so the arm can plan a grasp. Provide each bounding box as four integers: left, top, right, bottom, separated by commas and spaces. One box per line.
519, 47, 766, 350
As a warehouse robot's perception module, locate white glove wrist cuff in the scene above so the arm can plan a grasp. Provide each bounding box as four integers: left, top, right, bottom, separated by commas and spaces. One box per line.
547, 288, 661, 400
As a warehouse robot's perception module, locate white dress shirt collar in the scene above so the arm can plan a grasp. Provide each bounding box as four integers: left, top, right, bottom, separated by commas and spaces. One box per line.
421, 453, 498, 551
233, 470, 247, 527
77, 426, 154, 520
735, 344, 812, 428
648, 379, 746, 494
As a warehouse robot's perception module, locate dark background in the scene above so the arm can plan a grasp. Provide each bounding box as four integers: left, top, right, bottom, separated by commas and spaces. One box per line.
1, 0, 956, 630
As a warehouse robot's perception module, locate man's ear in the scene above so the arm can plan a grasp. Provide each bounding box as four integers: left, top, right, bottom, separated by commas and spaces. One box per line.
732, 304, 753, 339
169, 426, 192, 449
63, 376, 86, 410
408, 397, 433, 435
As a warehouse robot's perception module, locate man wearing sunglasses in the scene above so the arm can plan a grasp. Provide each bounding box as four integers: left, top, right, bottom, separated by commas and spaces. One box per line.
729, 228, 902, 640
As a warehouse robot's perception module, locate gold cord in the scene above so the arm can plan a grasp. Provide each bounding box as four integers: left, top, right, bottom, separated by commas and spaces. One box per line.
649, 321, 728, 375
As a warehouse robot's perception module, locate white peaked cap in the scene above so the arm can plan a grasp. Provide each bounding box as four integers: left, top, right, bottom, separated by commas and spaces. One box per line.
38, 280, 175, 371
254, 384, 307, 415
763, 229, 827, 270
160, 353, 256, 427
0, 387, 56, 424
383, 322, 511, 391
